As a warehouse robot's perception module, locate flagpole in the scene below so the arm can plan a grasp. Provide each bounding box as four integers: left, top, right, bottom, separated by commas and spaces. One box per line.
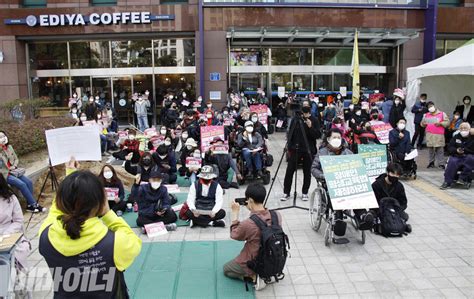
351, 30, 360, 104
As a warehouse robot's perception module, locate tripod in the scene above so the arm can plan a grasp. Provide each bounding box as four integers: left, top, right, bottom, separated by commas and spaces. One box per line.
264, 113, 312, 211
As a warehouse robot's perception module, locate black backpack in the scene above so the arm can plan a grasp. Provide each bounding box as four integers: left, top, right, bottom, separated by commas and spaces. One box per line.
378, 197, 407, 237
247, 210, 289, 283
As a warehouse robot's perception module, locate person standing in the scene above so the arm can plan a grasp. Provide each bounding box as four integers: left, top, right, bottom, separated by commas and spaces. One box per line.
455, 96, 473, 125
389, 88, 406, 128
380, 96, 393, 124
421, 101, 449, 169
134, 95, 150, 132
411, 93, 428, 148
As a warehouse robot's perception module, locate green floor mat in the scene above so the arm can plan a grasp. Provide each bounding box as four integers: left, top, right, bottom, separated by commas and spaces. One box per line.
121, 193, 189, 228
124, 240, 255, 299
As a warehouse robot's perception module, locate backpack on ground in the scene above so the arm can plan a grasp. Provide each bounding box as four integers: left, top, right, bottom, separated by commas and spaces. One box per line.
247, 210, 289, 283
377, 197, 407, 237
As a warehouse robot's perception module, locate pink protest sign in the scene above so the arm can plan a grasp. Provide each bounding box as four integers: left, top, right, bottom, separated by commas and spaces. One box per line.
104, 187, 119, 201
372, 123, 393, 144
186, 157, 202, 168
250, 104, 268, 129
200, 126, 225, 153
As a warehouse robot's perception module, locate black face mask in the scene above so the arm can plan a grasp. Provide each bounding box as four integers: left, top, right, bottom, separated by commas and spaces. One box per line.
142, 159, 152, 166
372, 115, 378, 120
387, 175, 398, 184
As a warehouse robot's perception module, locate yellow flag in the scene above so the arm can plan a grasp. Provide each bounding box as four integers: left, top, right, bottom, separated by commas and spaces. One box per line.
351, 31, 360, 104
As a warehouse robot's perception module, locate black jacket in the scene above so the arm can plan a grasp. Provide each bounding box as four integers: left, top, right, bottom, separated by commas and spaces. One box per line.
389, 102, 406, 128
455, 104, 474, 124
371, 174, 407, 211
287, 115, 321, 155
447, 133, 474, 157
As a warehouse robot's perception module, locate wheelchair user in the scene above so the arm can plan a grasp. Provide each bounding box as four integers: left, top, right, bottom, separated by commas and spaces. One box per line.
389, 117, 414, 171
237, 121, 265, 179
311, 128, 375, 238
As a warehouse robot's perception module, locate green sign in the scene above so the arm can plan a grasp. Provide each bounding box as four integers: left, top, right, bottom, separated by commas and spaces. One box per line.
358, 144, 387, 180
319, 154, 378, 210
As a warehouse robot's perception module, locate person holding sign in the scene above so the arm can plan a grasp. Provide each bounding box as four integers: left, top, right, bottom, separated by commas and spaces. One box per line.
421, 101, 449, 169
250, 112, 268, 140
205, 137, 242, 189
237, 121, 264, 179
98, 165, 126, 216
152, 145, 178, 184
389, 118, 414, 173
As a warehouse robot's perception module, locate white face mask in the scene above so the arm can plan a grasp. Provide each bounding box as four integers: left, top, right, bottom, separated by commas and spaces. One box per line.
129, 135, 135, 140
103, 171, 113, 180
454, 115, 460, 119
251, 117, 258, 123
72, 109, 77, 113
164, 141, 171, 146
223, 111, 229, 115
0, 136, 7, 145
198, 97, 202, 102
160, 130, 167, 135
207, 104, 212, 108
464, 100, 470, 105
193, 152, 201, 158
73, 94, 77, 98
182, 93, 186, 98
460, 130, 469, 137
329, 138, 342, 148
145, 91, 150, 95
80, 116, 87, 121
95, 96, 99, 100
89, 98, 94, 102
206, 114, 213, 119
428, 106, 436, 113
182, 133, 188, 140
394, 99, 400, 105
349, 105, 354, 110
355, 111, 362, 116
159, 155, 167, 160
246, 126, 254, 133
97, 115, 102, 119
337, 95, 342, 100
150, 182, 161, 190
397, 123, 406, 130
240, 93, 244, 97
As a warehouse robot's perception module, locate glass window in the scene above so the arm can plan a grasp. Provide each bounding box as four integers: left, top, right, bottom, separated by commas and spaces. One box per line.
271, 48, 311, 65
293, 74, 312, 91
240, 73, 268, 92
161, 0, 188, 3
230, 48, 269, 66
29, 43, 68, 70
360, 74, 379, 92
360, 48, 393, 66
112, 40, 152, 68
446, 40, 468, 55
70, 41, 110, 69
155, 74, 195, 104
71, 76, 91, 100
314, 49, 339, 65
436, 40, 445, 58
438, 0, 460, 6
334, 74, 352, 91
271, 73, 292, 91
91, 0, 116, 6
32, 77, 69, 107
153, 39, 195, 67
314, 74, 332, 92
23, 0, 46, 7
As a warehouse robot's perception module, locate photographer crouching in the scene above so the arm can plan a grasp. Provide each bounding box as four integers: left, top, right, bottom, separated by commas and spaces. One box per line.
281, 104, 321, 201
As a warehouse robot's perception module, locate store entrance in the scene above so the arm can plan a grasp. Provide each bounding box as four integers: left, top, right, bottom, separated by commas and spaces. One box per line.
112, 76, 134, 125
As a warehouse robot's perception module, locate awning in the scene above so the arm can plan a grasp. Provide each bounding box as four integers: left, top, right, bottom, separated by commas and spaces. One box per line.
226, 27, 421, 47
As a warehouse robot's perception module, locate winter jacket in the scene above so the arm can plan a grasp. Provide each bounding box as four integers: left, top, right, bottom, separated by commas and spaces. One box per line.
311, 146, 353, 180
381, 100, 393, 124
152, 152, 178, 175
371, 173, 407, 210
447, 133, 474, 157
134, 100, 150, 117
411, 101, 428, 124
389, 128, 412, 155
287, 116, 321, 155
133, 184, 171, 217
389, 102, 406, 128
237, 132, 263, 150
0, 145, 19, 178
124, 162, 159, 183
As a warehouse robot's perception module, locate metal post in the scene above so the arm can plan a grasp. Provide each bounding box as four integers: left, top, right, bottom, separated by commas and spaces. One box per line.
67, 42, 72, 97
396, 45, 400, 87
198, 0, 205, 98
152, 39, 157, 126
25, 42, 32, 100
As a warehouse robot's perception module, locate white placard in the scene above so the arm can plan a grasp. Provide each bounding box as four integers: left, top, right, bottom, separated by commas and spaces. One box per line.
45, 126, 102, 166
278, 86, 285, 98
209, 91, 221, 101
405, 149, 418, 160
339, 86, 347, 97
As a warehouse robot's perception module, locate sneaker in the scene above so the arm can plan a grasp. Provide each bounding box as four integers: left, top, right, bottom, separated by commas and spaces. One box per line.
405, 223, 412, 233
254, 275, 267, 291
280, 194, 290, 201
116, 210, 123, 216
165, 223, 177, 231
301, 194, 309, 201
427, 162, 435, 169
229, 182, 239, 189
35, 204, 47, 213
140, 227, 146, 234
440, 182, 452, 190
257, 170, 264, 178
213, 220, 226, 227
26, 205, 40, 213
189, 219, 195, 228
438, 165, 445, 170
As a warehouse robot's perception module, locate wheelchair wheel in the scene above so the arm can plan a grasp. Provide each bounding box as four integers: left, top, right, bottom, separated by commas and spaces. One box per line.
360, 230, 366, 245
309, 189, 323, 232
262, 171, 271, 185
324, 223, 331, 247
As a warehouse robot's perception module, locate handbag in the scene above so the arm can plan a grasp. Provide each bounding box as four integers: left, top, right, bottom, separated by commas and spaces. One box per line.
9, 167, 26, 178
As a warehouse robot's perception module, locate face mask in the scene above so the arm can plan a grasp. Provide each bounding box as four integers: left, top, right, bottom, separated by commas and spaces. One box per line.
142, 158, 152, 166
103, 171, 113, 180
428, 106, 435, 113
129, 135, 135, 140
198, 97, 202, 102
207, 104, 212, 108
397, 123, 406, 130
205, 113, 212, 119
420, 99, 425, 103
349, 105, 354, 110
246, 126, 254, 133
240, 93, 244, 97
0, 137, 7, 145
160, 130, 167, 135
95, 96, 99, 100
80, 116, 87, 121
164, 141, 171, 146
72, 109, 77, 114
223, 111, 229, 115
464, 100, 470, 105
337, 95, 342, 100
460, 130, 469, 138
193, 152, 201, 158
454, 115, 460, 119
159, 155, 167, 160
89, 98, 94, 102
182, 133, 188, 140
395, 100, 400, 105
182, 93, 186, 97
97, 115, 102, 119
329, 104, 334, 108
329, 138, 342, 148
73, 94, 77, 98
150, 182, 161, 190
355, 111, 362, 116
387, 175, 398, 184
145, 91, 150, 95
251, 117, 258, 123
335, 124, 342, 128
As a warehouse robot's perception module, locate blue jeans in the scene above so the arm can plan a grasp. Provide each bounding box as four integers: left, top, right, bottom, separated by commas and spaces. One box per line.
137, 115, 149, 132
7, 174, 36, 206
242, 149, 262, 172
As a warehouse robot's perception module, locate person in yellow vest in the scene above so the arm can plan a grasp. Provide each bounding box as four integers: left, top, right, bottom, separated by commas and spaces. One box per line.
421, 101, 450, 169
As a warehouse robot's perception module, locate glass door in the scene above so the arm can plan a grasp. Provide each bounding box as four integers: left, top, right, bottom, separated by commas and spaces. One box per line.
92, 77, 112, 104
292, 74, 312, 93
112, 76, 133, 125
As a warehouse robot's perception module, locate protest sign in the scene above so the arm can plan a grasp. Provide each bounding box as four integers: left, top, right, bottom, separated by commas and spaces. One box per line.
104, 187, 119, 201
144, 127, 157, 136
45, 126, 101, 166
278, 86, 285, 98
319, 155, 379, 210
182, 99, 190, 107
223, 117, 235, 126
361, 101, 369, 111
358, 144, 388, 181
144, 222, 168, 238
164, 184, 180, 194
276, 119, 284, 128
186, 157, 202, 168
149, 135, 165, 148
372, 123, 393, 144
211, 144, 229, 154
250, 104, 268, 129
200, 126, 225, 153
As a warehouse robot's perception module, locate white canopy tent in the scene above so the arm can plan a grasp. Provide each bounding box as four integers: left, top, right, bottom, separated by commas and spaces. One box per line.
405, 40, 474, 135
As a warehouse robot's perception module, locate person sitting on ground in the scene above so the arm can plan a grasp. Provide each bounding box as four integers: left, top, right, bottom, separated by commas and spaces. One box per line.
98, 165, 127, 216
224, 183, 282, 291
389, 117, 413, 170
311, 129, 374, 237
152, 145, 178, 184
440, 122, 474, 189
0, 131, 45, 213
237, 121, 264, 178
371, 163, 409, 221
204, 137, 242, 189
183, 149, 202, 184
132, 171, 177, 230
113, 129, 140, 163
39, 158, 141, 298
185, 165, 226, 228
179, 137, 199, 173
125, 152, 158, 184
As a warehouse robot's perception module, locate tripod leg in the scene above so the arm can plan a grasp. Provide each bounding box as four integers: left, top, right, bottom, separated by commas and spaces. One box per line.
263, 144, 289, 207
38, 171, 51, 201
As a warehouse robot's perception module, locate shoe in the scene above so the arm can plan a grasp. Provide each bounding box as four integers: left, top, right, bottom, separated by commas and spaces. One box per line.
35, 204, 47, 213
362, 211, 374, 225
459, 180, 471, 189
280, 194, 290, 201
213, 220, 226, 227
405, 224, 412, 233
427, 162, 435, 169
141, 227, 146, 234
165, 223, 177, 231
26, 205, 40, 213
229, 182, 239, 189
301, 194, 309, 201
189, 220, 195, 228
257, 170, 264, 178
440, 182, 452, 190
116, 210, 123, 216
438, 165, 445, 170
254, 275, 267, 291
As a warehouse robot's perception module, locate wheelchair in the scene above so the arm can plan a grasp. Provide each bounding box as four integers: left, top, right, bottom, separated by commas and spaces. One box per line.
309, 179, 366, 246
234, 145, 272, 186
387, 149, 417, 179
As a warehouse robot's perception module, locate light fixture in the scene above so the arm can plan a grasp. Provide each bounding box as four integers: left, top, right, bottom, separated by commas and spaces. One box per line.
0, 51, 4, 63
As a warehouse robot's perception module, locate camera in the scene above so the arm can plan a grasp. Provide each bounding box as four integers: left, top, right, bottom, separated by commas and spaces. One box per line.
235, 197, 248, 206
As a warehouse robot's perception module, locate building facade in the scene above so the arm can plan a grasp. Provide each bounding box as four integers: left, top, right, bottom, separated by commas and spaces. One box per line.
0, 0, 472, 124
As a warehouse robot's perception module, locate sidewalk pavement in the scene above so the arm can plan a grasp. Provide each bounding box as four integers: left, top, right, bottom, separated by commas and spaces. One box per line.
20, 133, 473, 299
